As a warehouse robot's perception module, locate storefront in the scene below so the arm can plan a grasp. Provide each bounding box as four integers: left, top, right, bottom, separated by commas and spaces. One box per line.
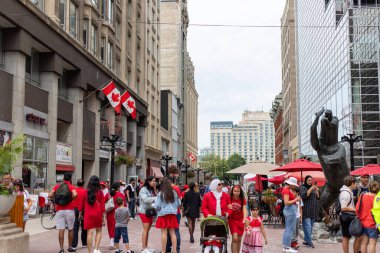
99, 149, 110, 181
56, 143, 74, 182
23, 135, 48, 193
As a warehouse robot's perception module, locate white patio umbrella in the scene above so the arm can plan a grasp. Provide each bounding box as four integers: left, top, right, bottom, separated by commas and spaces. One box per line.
227, 161, 280, 176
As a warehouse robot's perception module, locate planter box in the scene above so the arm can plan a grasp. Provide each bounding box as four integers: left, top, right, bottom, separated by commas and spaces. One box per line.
0, 195, 16, 216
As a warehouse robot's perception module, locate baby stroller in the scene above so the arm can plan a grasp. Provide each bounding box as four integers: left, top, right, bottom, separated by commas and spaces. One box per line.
200, 216, 229, 253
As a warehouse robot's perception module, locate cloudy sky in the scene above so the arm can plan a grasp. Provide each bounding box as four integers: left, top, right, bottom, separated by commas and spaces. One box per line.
187, 0, 286, 150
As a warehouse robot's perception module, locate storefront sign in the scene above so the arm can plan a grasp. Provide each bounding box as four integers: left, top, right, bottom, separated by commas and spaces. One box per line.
56, 143, 72, 165
28, 195, 39, 218
26, 113, 47, 125
99, 149, 110, 159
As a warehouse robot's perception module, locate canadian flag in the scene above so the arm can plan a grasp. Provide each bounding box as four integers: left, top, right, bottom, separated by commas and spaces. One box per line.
188, 152, 196, 162
120, 91, 136, 119
101, 80, 121, 113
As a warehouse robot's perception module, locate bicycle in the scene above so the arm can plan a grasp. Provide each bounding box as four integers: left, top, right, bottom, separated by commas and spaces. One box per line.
40, 200, 56, 230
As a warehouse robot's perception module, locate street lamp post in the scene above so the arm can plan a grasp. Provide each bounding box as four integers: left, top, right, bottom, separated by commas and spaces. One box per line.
194, 168, 202, 184
341, 133, 364, 171
101, 134, 122, 183
161, 153, 172, 177
202, 169, 207, 182
182, 161, 191, 184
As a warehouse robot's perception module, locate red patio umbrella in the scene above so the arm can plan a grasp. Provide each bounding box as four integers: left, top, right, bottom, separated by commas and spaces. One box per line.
270, 158, 323, 182
351, 164, 380, 176
245, 176, 269, 182
268, 174, 287, 185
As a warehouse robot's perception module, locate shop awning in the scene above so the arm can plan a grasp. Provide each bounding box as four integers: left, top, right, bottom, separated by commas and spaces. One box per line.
152, 166, 164, 178
56, 165, 75, 172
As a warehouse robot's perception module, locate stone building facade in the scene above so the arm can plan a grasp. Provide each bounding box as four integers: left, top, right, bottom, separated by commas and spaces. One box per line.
0, 0, 148, 192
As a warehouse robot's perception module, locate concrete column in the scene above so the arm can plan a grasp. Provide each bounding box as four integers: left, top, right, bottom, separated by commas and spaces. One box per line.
120, 116, 128, 181
128, 120, 137, 177
40, 72, 59, 190
67, 88, 84, 181
137, 125, 145, 178
4, 52, 26, 179
85, 95, 100, 178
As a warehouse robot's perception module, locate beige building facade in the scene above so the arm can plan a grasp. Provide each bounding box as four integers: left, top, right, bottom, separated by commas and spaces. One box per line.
144, 0, 163, 176
160, 0, 198, 171
281, 0, 299, 162
0, 0, 151, 191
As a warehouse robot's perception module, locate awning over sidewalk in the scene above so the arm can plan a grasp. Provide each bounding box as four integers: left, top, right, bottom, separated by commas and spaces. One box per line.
152, 166, 164, 178
56, 165, 75, 172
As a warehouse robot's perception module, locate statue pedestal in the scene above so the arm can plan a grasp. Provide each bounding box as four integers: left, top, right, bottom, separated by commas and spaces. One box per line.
0, 215, 29, 253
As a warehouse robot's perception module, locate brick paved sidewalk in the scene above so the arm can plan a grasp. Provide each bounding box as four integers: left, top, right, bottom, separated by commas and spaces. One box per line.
27, 216, 378, 253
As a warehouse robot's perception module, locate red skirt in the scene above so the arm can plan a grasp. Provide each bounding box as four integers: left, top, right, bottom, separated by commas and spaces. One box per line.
156, 214, 179, 229
229, 219, 245, 236
139, 213, 153, 224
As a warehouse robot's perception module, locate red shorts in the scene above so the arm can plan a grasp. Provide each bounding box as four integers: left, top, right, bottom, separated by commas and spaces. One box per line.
139, 213, 153, 224
229, 219, 245, 236
156, 214, 179, 229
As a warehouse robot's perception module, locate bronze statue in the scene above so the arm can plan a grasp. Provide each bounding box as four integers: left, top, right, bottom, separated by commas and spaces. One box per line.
310, 108, 349, 218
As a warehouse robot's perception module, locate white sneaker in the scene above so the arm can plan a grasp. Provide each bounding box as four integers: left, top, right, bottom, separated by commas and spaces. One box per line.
283, 248, 298, 253
147, 248, 155, 253
141, 249, 150, 253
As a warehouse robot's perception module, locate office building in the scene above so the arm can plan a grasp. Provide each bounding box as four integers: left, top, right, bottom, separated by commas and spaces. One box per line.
296, 0, 380, 167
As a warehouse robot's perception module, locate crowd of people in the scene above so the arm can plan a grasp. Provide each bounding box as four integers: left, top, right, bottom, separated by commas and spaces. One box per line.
1, 171, 380, 253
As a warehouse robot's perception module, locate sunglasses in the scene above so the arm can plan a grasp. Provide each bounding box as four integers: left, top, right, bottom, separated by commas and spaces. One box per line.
218, 183, 222, 186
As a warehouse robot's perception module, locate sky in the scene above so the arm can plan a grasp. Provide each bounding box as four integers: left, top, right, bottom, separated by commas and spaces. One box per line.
187, 0, 287, 150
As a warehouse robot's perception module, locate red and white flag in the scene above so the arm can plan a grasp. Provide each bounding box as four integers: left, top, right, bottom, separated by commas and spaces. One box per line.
101, 80, 121, 113
120, 91, 136, 119
188, 152, 196, 162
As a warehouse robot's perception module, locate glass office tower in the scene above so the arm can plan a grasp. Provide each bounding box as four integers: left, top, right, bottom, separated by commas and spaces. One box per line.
296, 0, 380, 168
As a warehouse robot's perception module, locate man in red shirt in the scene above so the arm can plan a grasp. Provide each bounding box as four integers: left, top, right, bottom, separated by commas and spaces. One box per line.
49, 172, 77, 253
71, 179, 86, 250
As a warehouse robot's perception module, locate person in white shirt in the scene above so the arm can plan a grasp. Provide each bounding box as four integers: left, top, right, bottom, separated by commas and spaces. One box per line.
101, 181, 109, 196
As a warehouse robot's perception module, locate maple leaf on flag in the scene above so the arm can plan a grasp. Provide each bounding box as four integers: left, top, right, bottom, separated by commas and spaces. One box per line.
127, 100, 135, 109
111, 92, 120, 103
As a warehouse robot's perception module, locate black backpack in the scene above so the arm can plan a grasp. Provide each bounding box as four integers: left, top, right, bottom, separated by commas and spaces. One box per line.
54, 183, 72, 205
336, 190, 352, 215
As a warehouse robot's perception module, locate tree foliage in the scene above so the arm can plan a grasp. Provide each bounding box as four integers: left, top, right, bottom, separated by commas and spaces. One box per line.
200, 154, 231, 180
227, 153, 246, 170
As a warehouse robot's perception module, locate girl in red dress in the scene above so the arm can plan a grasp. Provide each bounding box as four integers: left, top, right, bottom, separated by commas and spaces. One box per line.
105, 182, 126, 249
242, 204, 268, 253
228, 185, 247, 253
155, 178, 181, 253
81, 175, 105, 253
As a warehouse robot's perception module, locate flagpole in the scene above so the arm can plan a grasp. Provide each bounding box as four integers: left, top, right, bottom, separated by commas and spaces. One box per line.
79, 79, 112, 103
98, 103, 110, 112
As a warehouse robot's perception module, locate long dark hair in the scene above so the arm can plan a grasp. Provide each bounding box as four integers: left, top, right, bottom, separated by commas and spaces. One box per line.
189, 182, 195, 191
143, 176, 155, 192
109, 182, 120, 197
87, 175, 101, 205
230, 185, 245, 210
159, 178, 174, 203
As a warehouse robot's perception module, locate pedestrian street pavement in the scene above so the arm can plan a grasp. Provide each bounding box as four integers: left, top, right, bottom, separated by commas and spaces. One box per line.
26, 216, 379, 253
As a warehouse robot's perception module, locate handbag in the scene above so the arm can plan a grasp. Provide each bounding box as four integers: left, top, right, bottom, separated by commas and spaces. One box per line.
145, 206, 157, 217
349, 194, 364, 237
105, 196, 115, 213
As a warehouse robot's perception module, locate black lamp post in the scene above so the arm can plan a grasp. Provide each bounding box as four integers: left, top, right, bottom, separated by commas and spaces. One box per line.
194, 167, 202, 184
341, 133, 364, 171
161, 153, 172, 177
202, 169, 208, 182
182, 161, 191, 184
101, 134, 124, 183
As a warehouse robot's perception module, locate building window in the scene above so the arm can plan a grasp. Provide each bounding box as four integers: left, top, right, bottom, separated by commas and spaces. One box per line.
59, 0, 65, 29
107, 41, 113, 69
83, 19, 89, 49
90, 24, 98, 55
30, 0, 44, 11
107, 0, 114, 23
25, 51, 40, 86
127, 0, 132, 20
69, 1, 78, 38
151, 126, 154, 146
23, 136, 48, 193
115, 19, 121, 43
0, 30, 4, 67
58, 70, 68, 99
100, 37, 106, 62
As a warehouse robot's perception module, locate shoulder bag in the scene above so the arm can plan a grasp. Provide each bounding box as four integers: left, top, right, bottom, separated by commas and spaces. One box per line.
349, 194, 364, 237
105, 196, 115, 213
145, 189, 157, 217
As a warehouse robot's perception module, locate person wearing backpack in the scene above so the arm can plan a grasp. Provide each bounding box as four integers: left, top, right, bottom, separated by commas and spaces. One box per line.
339, 175, 360, 253
353, 174, 370, 204
49, 172, 78, 253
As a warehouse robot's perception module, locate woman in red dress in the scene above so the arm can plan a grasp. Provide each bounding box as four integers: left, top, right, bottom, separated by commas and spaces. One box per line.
201, 179, 232, 218
228, 185, 247, 253
105, 182, 126, 249
81, 175, 105, 253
